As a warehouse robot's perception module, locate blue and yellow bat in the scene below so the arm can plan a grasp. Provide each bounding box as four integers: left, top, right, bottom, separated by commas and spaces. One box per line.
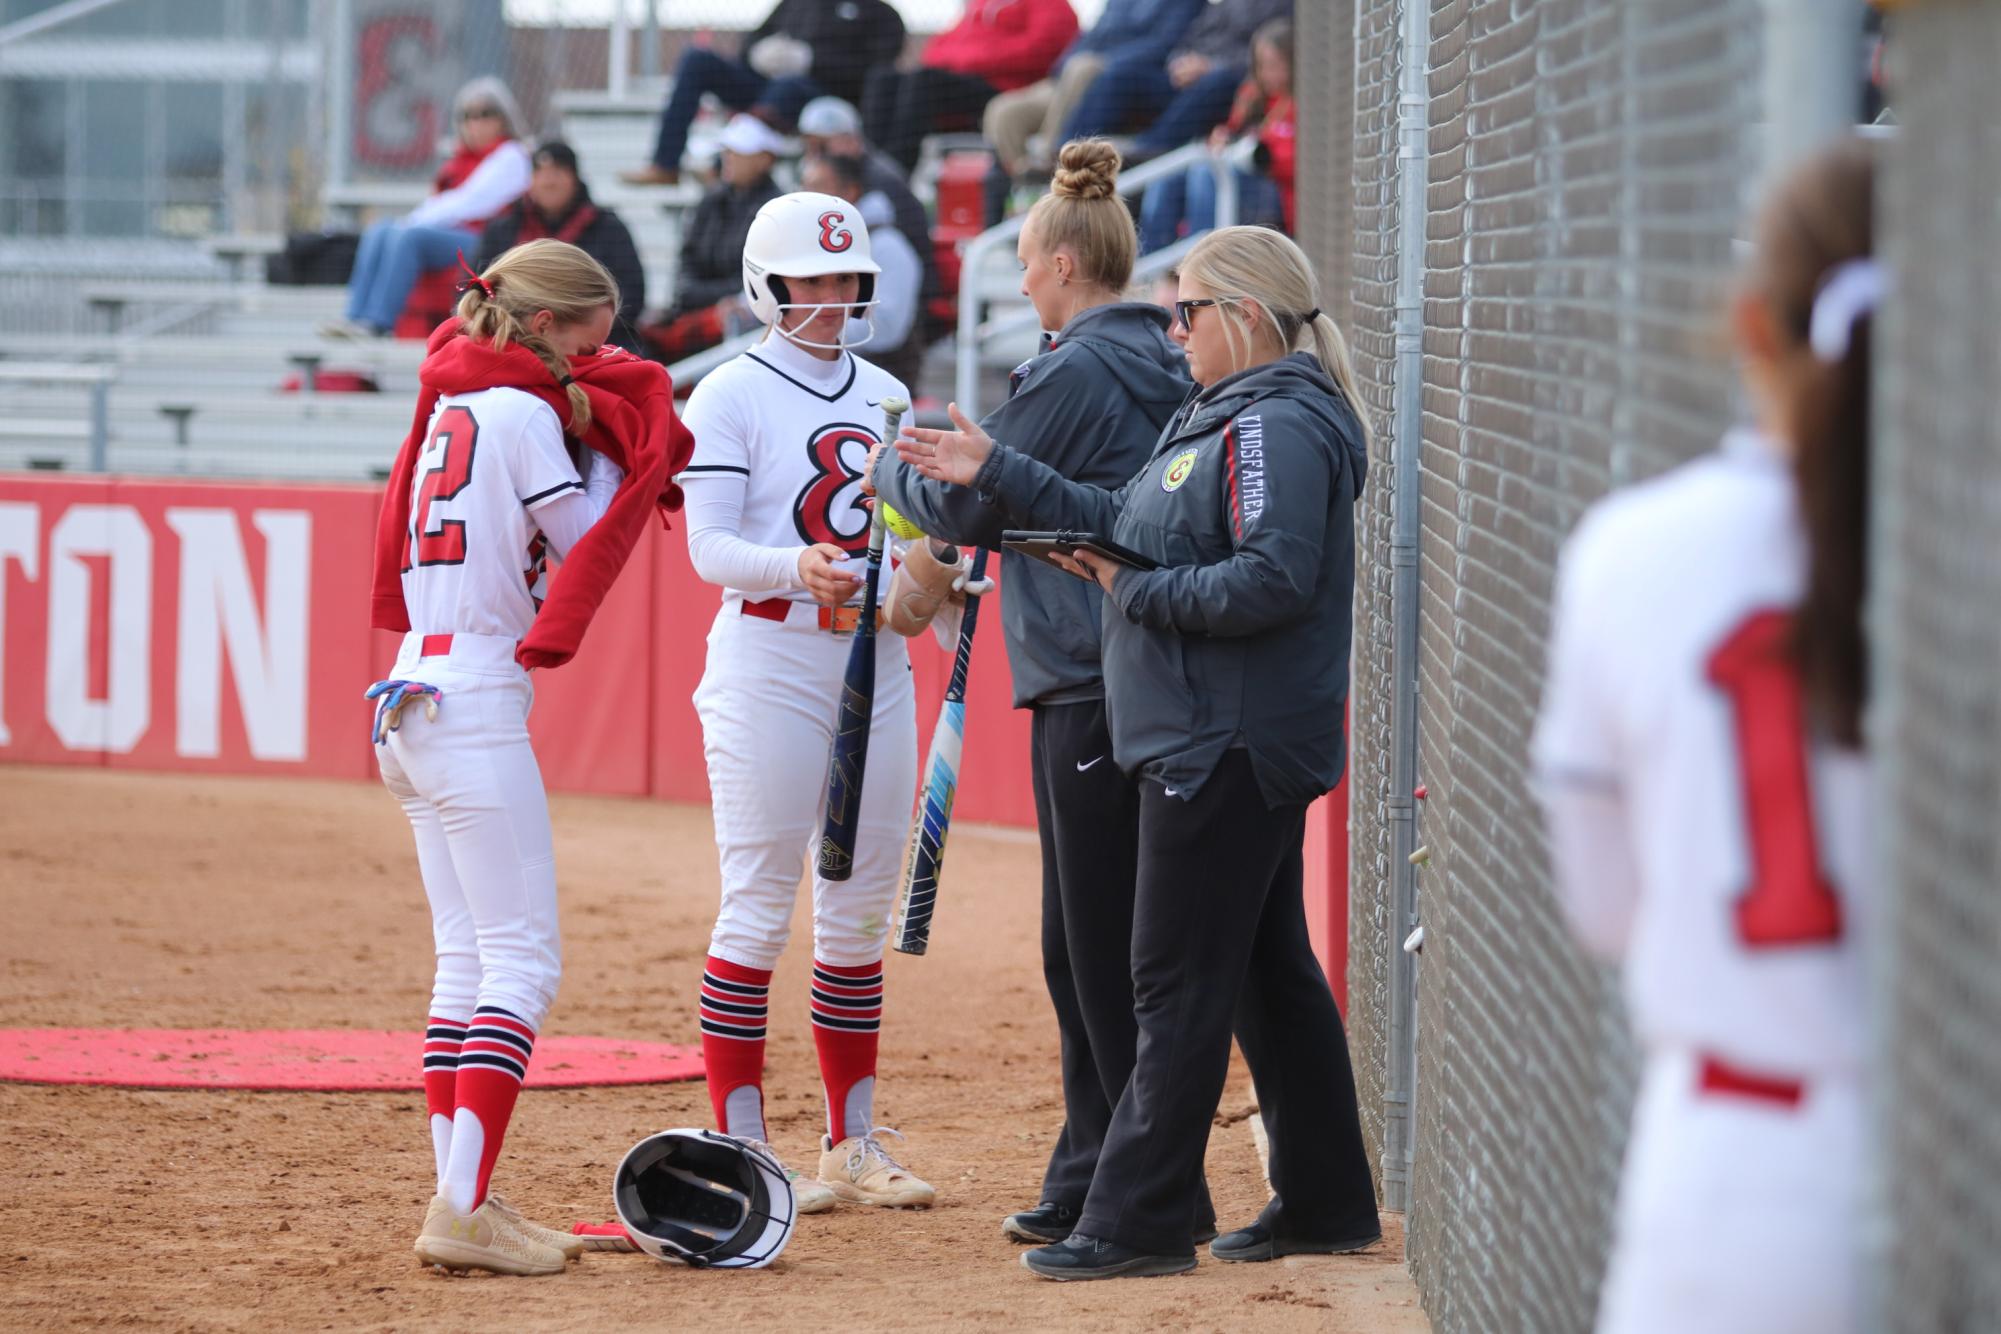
817, 396, 906, 882
893, 546, 989, 955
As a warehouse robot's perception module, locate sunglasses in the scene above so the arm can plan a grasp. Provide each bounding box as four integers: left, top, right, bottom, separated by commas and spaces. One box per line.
1173, 297, 1230, 330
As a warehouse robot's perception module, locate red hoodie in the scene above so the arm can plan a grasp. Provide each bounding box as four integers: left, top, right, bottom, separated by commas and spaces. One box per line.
922, 0, 1078, 92
371, 318, 696, 670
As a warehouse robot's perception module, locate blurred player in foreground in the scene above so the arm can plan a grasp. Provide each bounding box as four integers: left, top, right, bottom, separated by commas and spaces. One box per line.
1533, 138, 1877, 1333
369, 240, 681, 1275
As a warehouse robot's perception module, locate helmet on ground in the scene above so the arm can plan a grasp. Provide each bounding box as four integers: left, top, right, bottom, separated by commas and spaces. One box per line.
612, 1129, 796, 1269
741, 190, 880, 350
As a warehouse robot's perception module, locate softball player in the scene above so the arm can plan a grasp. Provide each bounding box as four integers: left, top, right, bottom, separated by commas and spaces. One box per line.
678, 190, 934, 1212
372, 242, 632, 1276
1533, 140, 1876, 1333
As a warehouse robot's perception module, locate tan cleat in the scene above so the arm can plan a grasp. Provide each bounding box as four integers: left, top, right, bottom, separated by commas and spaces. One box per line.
486, 1194, 585, 1260
744, 1139, 839, 1214
818, 1130, 937, 1208
413, 1194, 567, 1276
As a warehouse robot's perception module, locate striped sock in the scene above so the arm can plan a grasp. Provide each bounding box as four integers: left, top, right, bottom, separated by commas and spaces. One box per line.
810, 959, 883, 1144
441, 1005, 536, 1215
699, 956, 771, 1143
422, 1015, 467, 1188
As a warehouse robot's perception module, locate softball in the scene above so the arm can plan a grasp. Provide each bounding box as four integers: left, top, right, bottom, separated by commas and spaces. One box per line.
881, 503, 924, 540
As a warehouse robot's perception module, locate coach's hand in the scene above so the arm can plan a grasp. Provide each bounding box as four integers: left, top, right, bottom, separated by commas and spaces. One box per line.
897, 402, 993, 487
1052, 549, 1120, 594
799, 543, 864, 605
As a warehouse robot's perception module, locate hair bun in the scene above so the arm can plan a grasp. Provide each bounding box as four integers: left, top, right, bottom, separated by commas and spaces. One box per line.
1051, 139, 1121, 202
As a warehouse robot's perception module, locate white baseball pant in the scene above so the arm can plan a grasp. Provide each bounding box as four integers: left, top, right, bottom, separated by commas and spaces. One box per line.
375, 630, 563, 1031
695, 601, 918, 971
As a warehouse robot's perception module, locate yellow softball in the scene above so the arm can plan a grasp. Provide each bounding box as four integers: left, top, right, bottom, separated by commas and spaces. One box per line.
881, 503, 924, 540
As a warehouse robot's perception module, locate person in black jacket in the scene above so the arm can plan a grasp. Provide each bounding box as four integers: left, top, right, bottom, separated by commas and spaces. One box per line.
869, 140, 1215, 1250
895, 224, 1380, 1280
475, 142, 646, 353
639, 116, 786, 363
622, 0, 905, 186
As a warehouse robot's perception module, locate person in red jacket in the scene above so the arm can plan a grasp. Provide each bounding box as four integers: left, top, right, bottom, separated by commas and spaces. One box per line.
1137, 20, 1293, 254
862, 0, 1079, 171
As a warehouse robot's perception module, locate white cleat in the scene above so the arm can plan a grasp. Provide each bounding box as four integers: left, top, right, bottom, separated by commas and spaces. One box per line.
818, 1129, 937, 1208
413, 1194, 567, 1276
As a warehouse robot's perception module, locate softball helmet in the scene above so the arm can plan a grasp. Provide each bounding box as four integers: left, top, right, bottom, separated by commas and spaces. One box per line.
612, 1129, 797, 1269
741, 190, 880, 350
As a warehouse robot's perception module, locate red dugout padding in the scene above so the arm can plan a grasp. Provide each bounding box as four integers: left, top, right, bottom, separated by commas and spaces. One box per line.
0, 473, 1342, 993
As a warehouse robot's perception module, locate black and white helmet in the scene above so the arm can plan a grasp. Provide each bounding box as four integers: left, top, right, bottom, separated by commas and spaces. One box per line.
612, 1129, 797, 1269
741, 190, 880, 350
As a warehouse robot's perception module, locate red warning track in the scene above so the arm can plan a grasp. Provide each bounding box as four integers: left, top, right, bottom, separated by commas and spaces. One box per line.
0, 1028, 702, 1091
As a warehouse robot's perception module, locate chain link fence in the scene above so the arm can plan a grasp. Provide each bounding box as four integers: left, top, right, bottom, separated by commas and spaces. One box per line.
1315, 1, 1768, 1329
1875, 6, 2001, 1331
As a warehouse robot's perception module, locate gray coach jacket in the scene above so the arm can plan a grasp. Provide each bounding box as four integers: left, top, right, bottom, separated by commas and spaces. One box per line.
974, 352, 1368, 806
875, 302, 1190, 707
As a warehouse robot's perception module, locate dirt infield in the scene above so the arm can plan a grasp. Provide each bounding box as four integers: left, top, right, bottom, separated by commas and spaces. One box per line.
0, 766, 1426, 1333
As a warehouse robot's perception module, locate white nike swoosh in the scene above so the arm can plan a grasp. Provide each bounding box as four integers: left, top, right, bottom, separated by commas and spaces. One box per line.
1076, 755, 1106, 772
1163, 786, 1181, 797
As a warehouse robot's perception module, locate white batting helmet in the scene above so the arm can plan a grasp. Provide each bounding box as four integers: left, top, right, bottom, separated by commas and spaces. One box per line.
612, 1129, 797, 1269
741, 190, 880, 350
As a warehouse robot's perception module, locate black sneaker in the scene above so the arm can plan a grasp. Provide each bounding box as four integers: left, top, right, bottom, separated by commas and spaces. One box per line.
1209, 1218, 1382, 1263
1021, 1233, 1197, 1281
1002, 1201, 1080, 1244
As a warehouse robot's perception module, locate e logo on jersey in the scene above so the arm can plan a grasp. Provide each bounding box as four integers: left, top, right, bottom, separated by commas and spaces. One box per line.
817, 210, 853, 254
1161, 449, 1198, 493
794, 422, 877, 554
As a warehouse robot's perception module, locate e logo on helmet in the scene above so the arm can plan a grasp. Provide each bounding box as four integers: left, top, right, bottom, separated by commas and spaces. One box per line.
817, 210, 853, 254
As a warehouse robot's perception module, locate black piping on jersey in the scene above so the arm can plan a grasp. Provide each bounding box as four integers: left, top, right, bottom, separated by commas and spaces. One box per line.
521, 478, 583, 506
745, 347, 857, 403
683, 463, 752, 477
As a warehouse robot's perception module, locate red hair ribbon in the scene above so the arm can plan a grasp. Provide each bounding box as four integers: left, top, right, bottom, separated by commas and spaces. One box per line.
455, 249, 494, 298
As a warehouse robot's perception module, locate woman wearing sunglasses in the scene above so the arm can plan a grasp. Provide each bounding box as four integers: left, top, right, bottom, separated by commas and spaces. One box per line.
895, 224, 1380, 1280
324, 77, 533, 339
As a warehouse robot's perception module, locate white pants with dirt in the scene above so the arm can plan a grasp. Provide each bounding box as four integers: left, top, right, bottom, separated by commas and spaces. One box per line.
695, 600, 918, 971
1597, 1047, 1862, 1334
375, 630, 562, 1030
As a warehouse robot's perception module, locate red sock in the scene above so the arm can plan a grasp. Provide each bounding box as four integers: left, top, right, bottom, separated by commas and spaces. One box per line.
811, 959, 882, 1144
442, 1005, 536, 1214
700, 956, 772, 1141
422, 1015, 467, 1185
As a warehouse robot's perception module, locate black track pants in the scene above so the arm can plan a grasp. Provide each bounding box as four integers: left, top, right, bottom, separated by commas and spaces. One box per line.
1074, 748, 1376, 1256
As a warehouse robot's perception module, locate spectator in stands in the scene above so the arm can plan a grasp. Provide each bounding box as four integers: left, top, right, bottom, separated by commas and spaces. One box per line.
1137, 20, 1293, 254
621, 0, 906, 186
801, 152, 926, 390
862, 0, 1081, 173
1061, 0, 1290, 168
981, 0, 1206, 217
797, 96, 943, 323
476, 142, 647, 353
323, 77, 531, 339
639, 115, 787, 363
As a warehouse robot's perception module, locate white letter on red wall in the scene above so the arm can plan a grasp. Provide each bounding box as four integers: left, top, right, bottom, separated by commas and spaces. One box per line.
46, 505, 151, 753
165, 507, 311, 762
0, 502, 41, 746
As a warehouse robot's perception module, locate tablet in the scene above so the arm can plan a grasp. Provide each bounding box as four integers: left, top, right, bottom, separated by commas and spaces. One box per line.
1001, 530, 1160, 572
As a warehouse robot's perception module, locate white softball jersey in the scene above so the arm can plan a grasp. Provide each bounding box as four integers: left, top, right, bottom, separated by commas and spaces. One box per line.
676, 333, 910, 604
1532, 429, 1872, 1081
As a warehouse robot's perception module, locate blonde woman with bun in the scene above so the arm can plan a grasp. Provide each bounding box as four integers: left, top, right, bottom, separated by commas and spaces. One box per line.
871, 140, 1205, 1251
896, 224, 1380, 1279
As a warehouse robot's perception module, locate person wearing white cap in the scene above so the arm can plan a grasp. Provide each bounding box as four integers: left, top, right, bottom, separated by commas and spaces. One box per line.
797, 97, 941, 320
640, 115, 786, 362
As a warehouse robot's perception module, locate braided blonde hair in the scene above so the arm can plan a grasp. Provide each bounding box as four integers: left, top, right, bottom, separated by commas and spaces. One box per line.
453, 238, 618, 435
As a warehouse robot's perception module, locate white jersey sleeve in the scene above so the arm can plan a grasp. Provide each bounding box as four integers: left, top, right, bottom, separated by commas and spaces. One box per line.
509, 402, 586, 512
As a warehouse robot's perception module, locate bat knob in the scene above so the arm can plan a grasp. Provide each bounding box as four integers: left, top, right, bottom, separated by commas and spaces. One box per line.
879, 395, 910, 417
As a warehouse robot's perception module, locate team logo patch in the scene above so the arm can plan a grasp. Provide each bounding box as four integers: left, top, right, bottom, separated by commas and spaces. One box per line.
794, 422, 878, 554
1161, 448, 1199, 493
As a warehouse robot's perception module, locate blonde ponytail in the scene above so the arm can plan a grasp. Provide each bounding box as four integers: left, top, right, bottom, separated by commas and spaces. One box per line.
454, 238, 618, 436
1180, 226, 1372, 449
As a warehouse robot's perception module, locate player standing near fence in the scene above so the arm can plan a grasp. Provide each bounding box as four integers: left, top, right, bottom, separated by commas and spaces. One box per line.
1532, 141, 1876, 1334
676, 191, 942, 1213
869, 140, 1207, 1247
367, 239, 686, 1276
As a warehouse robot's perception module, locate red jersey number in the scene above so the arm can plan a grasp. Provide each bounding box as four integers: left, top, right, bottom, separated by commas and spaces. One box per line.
409, 405, 479, 568
1706, 610, 1844, 947
793, 423, 876, 555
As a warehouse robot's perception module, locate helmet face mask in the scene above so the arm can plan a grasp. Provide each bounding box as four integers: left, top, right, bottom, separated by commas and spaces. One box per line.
613, 1129, 797, 1269
742, 192, 882, 352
